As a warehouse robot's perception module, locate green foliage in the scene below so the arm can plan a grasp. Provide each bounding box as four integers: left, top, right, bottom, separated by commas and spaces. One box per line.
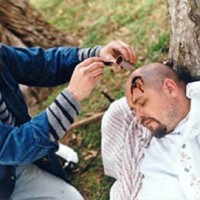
30, 0, 169, 199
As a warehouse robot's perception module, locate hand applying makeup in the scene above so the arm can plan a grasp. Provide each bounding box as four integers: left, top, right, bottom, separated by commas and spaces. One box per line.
99, 40, 137, 70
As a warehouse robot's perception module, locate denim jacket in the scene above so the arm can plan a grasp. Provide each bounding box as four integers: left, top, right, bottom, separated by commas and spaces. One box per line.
0, 44, 80, 198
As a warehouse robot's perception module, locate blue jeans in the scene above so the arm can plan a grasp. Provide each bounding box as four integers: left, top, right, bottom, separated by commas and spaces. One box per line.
10, 164, 84, 200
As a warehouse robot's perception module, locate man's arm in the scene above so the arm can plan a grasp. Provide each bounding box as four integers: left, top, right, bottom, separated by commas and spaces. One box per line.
0, 91, 79, 165
0, 41, 136, 87
0, 44, 103, 87
0, 57, 104, 165
0, 44, 80, 86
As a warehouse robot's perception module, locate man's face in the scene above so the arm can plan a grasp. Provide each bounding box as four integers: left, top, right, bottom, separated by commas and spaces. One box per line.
126, 78, 177, 138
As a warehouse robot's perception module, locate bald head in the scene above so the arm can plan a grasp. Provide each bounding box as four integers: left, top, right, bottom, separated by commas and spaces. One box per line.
129, 62, 181, 88
125, 62, 185, 100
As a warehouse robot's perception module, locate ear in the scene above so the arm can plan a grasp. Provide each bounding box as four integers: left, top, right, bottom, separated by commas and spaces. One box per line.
162, 78, 178, 97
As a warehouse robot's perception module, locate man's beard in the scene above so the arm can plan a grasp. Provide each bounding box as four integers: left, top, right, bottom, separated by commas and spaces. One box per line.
153, 125, 168, 138
141, 117, 168, 139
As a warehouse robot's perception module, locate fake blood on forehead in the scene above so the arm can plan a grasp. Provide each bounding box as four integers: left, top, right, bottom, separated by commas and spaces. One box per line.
131, 76, 144, 94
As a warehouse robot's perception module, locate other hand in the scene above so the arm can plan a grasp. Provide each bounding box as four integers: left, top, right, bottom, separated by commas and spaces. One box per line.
99, 40, 136, 65
67, 57, 104, 101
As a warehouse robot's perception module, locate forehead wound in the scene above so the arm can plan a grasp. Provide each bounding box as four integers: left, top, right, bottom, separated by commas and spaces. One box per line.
130, 75, 144, 94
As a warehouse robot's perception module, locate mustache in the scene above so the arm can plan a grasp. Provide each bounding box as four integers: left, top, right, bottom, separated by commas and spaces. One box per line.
140, 117, 161, 126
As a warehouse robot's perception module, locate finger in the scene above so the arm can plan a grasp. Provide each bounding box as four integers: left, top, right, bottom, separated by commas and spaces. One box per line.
77, 57, 103, 68
92, 72, 103, 82
90, 68, 104, 79
84, 66, 104, 80
115, 40, 136, 64
101, 41, 119, 62
125, 46, 137, 64
115, 40, 132, 62
81, 60, 105, 74
109, 40, 130, 62
130, 46, 137, 64
103, 54, 116, 63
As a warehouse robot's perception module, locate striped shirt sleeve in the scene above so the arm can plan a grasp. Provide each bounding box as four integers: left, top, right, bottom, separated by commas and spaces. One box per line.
78, 45, 102, 61
46, 88, 81, 141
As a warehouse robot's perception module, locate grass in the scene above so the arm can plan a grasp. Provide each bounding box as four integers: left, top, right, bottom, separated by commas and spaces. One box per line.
30, 0, 169, 199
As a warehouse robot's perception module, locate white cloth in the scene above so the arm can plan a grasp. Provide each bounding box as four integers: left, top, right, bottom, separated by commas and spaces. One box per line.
177, 81, 200, 199
138, 81, 200, 200
56, 143, 79, 164
101, 97, 151, 200
101, 82, 200, 200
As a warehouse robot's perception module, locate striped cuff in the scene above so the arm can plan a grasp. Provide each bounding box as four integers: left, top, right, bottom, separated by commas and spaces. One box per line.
78, 45, 103, 61
46, 89, 81, 141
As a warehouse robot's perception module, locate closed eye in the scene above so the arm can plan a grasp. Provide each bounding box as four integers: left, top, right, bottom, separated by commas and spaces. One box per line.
130, 107, 136, 112
139, 99, 147, 107
131, 99, 147, 113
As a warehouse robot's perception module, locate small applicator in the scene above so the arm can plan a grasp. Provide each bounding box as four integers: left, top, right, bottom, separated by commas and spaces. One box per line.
103, 55, 133, 70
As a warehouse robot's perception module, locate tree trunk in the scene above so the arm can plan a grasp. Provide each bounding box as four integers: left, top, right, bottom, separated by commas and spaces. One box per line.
0, 0, 79, 115
0, 0, 78, 47
167, 0, 200, 76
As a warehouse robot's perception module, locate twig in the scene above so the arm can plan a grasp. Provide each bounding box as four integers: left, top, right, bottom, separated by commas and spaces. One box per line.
101, 90, 114, 103
81, 149, 100, 173
67, 112, 105, 132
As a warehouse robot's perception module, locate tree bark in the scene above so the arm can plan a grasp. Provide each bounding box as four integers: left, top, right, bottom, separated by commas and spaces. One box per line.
0, 0, 78, 47
0, 0, 78, 114
167, 0, 200, 76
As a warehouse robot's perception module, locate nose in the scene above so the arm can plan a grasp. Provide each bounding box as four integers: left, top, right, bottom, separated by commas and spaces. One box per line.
135, 107, 145, 122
